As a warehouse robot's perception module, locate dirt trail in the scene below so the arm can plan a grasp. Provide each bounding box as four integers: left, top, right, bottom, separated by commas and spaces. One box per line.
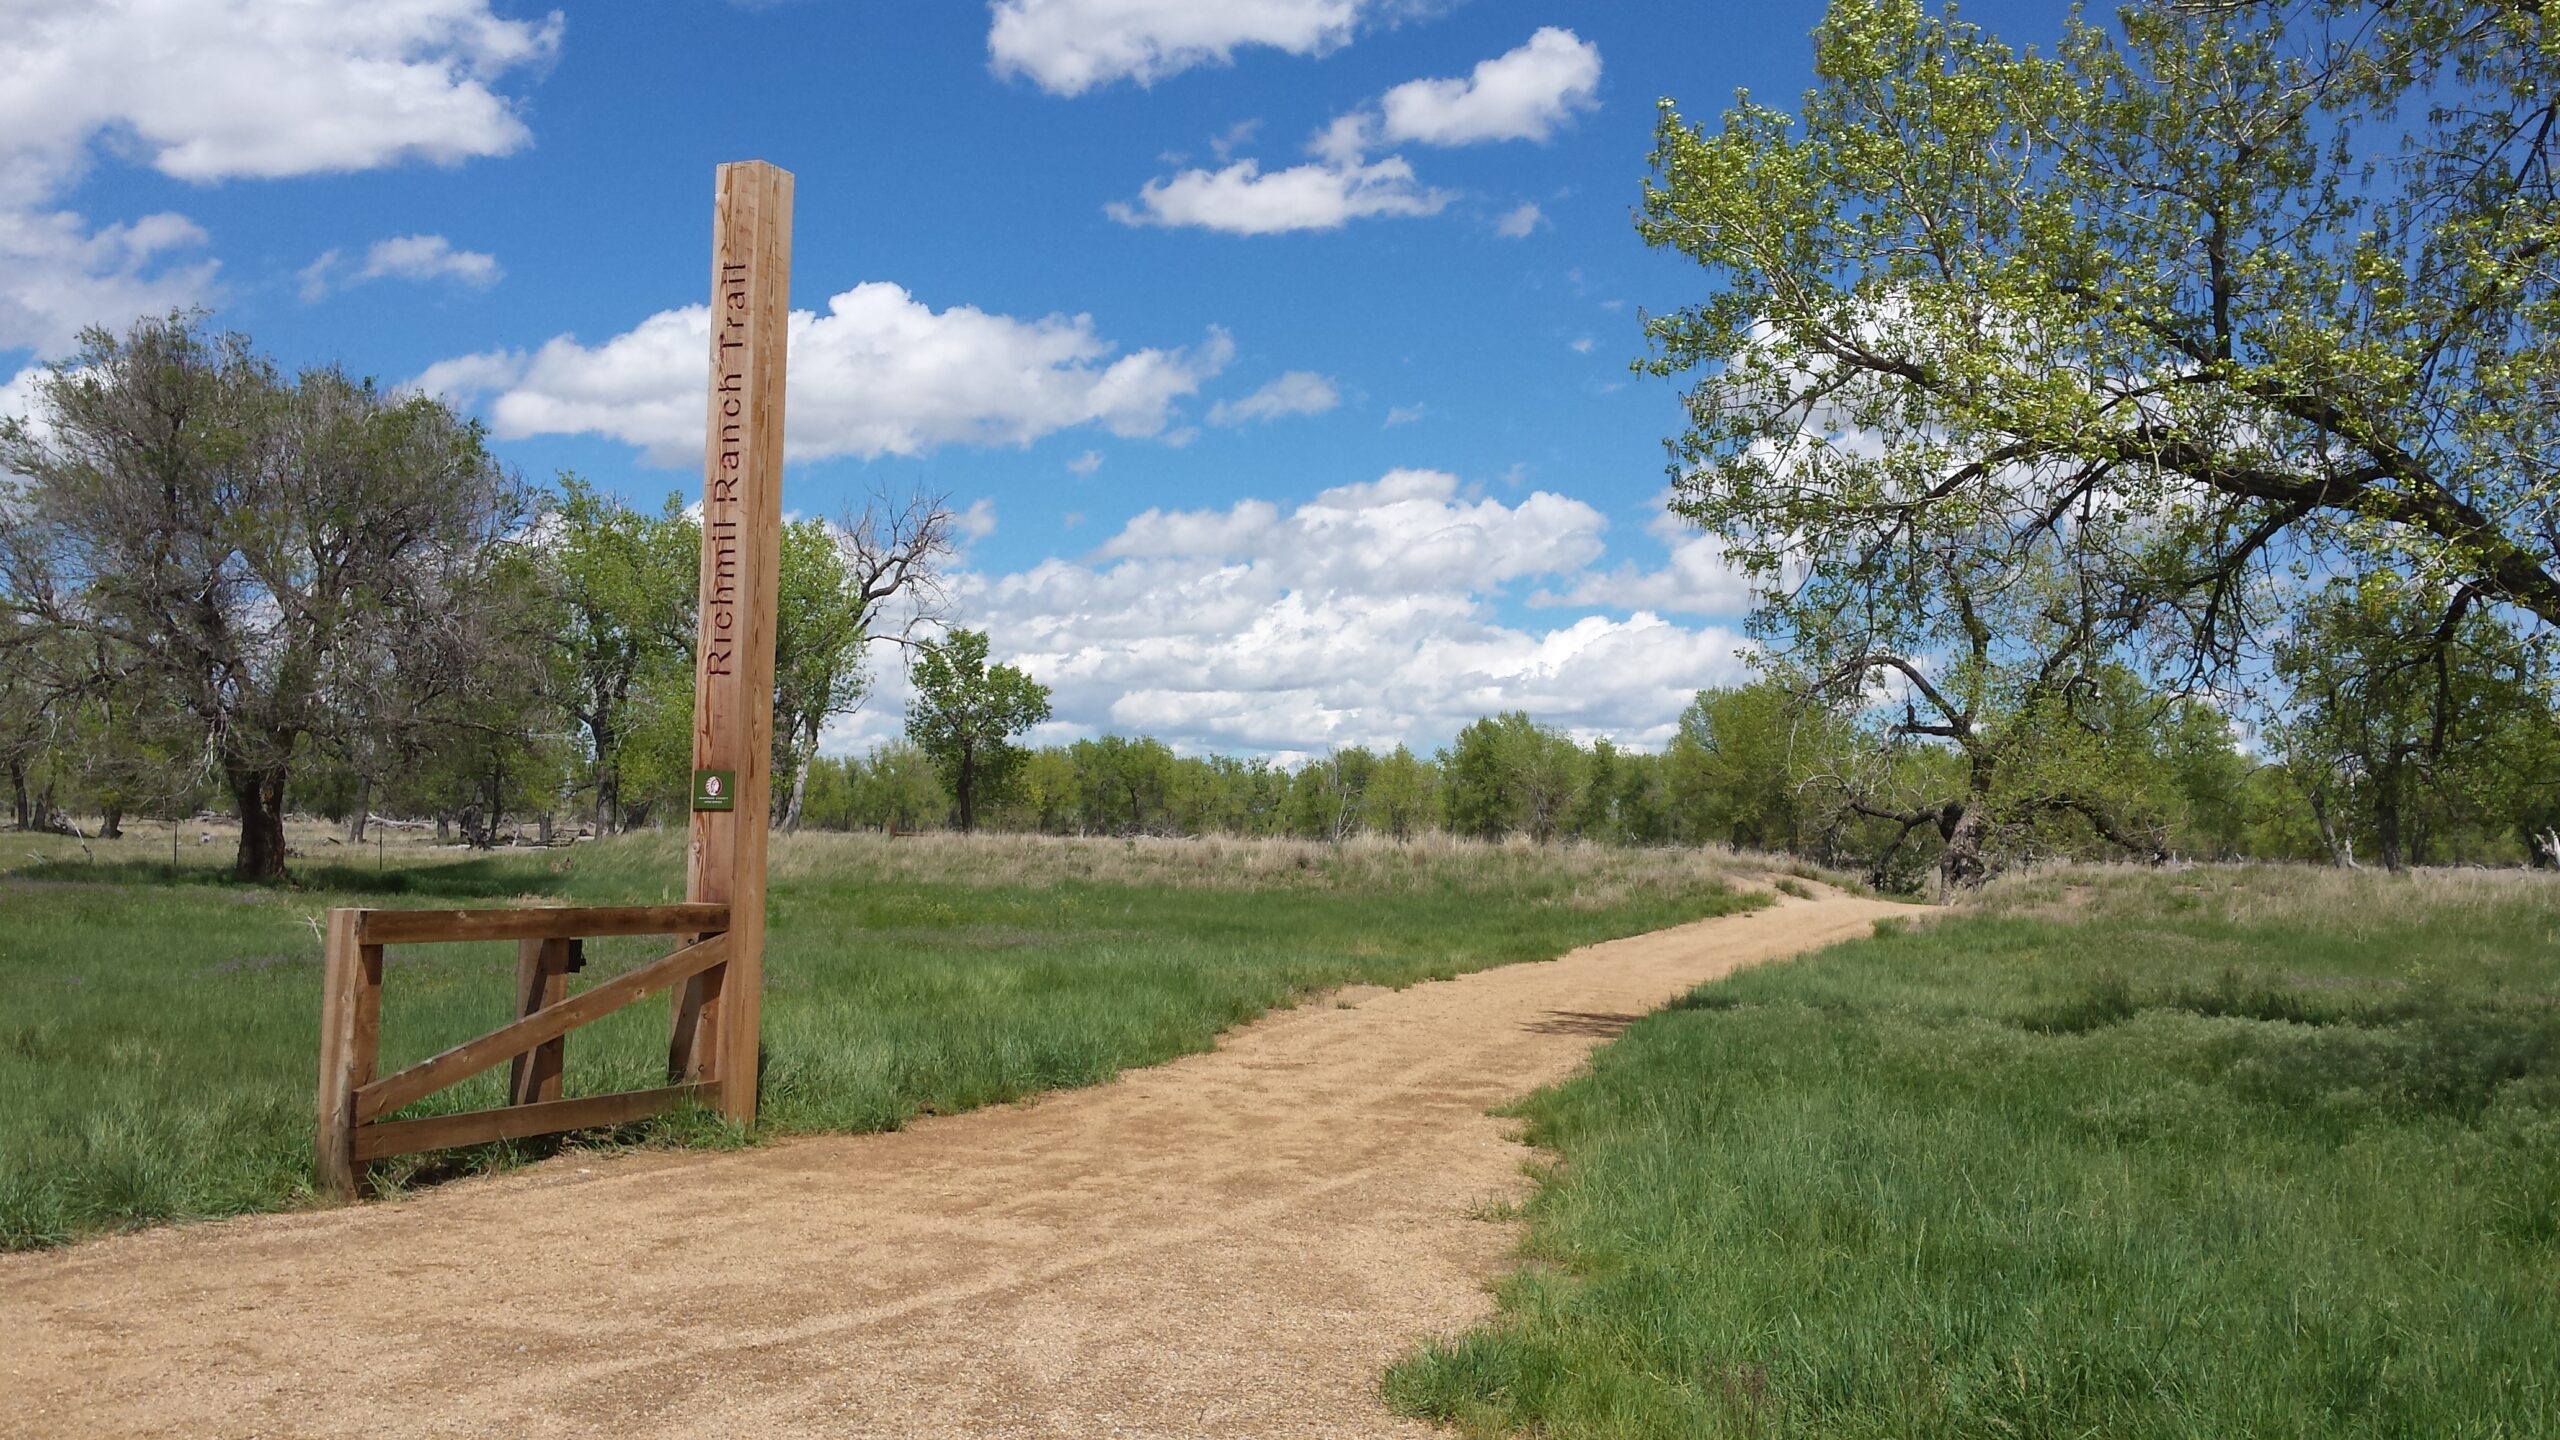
1, 886, 1905, 1439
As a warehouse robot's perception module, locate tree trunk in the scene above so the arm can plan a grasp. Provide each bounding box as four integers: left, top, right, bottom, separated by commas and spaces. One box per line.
345, 774, 371, 845
99, 803, 123, 840
956, 753, 978, 834
593, 753, 620, 837
469, 758, 507, 849
2375, 774, 2407, 873
2307, 786, 2354, 867
782, 722, 815, 833
8, 760, 27, 831
1939, 803, 1991, 892
231, 765, 290, 883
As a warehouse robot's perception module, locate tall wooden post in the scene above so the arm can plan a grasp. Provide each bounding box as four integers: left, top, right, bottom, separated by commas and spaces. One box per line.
315, 908, 382, 1198
670, 160, 791, 1125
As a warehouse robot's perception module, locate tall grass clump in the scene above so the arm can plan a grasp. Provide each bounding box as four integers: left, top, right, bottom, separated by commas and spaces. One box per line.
1388, 864, 2560, 1439
0, 827, 1766, 1249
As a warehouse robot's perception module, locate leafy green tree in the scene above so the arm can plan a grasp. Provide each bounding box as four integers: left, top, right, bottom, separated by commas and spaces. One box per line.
1566, 738, 1623, 841
543, 476, 695, 834
1665, 680, 1843, 852
1068, 734, 1178, 834
773, 491, 956, 832
852, 740, 949, 832
905, 628, 1051, 833
1361, 744, 1440, 840
2150, 699, 2253, 861
1780, 535, 2173, 890
1642, 0, 2558, 680
1605, 748, 1677, 846
2274, 573, 2557, 869
1288, 746, 1376, 841
1442, 712, 1585, 842
0, 616, 61, 830
570, 487, 953, 831
1007, 746, 1080, 833
0, 314, 527, 880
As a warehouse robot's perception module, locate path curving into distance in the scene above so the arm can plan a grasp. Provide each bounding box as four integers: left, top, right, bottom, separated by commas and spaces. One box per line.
1, 885, 1907, 1439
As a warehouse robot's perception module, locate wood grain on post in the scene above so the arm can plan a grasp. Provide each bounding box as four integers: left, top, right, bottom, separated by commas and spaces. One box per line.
672, 159, 791, 1128
508, 938, 575, 1106
313, 910, 380, 1199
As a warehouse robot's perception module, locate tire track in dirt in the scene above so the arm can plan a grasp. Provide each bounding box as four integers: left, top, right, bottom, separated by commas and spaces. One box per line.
0, 886, 1907, 1439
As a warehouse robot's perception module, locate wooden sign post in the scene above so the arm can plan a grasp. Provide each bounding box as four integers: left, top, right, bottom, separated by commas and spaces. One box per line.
312, 163, 791, 1194
669, 160, 792, 1124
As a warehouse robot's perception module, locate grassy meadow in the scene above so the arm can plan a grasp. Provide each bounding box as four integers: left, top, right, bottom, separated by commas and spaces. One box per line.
1387, 865, 2560, 1438
0, 822, 1767, 1250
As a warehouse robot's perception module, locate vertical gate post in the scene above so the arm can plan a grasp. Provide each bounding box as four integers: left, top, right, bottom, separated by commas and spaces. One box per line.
670, 159, 791, 1127
509, 937, 576, 1106
315, 908, 381, 1198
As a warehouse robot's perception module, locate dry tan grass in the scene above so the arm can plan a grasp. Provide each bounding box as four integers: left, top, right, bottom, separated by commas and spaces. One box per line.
751, 829, 1792, 906
10, 816, 1869, 912
1971, 859, 2560, 934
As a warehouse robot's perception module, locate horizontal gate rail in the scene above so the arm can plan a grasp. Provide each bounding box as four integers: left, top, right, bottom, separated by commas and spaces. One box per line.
316, 904, 732, 1197
352, 1084, 714, 1162
356, 903, 729, 946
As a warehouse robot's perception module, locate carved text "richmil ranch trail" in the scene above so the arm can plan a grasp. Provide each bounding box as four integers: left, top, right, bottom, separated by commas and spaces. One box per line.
704, 259, 749, 677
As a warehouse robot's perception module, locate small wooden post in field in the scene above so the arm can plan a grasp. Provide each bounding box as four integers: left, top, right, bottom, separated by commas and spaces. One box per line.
668, 159, 792, 1126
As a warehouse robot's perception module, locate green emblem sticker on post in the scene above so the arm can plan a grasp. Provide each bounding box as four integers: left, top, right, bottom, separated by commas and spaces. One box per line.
692, 768, 736, 812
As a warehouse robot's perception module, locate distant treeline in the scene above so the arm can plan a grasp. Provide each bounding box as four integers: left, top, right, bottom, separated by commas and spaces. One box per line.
789, 677, 2560, 889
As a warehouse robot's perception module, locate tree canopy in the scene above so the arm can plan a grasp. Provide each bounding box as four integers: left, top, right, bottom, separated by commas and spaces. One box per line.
905, 627, 1053, 833
1642, 0, 2557, 677
0, 313, 530, 879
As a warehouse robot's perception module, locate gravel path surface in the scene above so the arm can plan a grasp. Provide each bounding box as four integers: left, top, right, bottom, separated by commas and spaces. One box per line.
1, 885, 1905, 1439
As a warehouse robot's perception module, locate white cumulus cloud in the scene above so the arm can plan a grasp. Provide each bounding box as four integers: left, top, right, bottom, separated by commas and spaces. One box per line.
816, 474, 1755, 759
0, 209, 216, 356
1495, 202, 1545, 238
0, 0, 560, 189
0, 0, 558, 355
300, 234, 503, 302
1208, 371, 1340, 425
418, 282, 1234, 464
1376, 27, 1600, 147
833, 469, 1756, 757
1108, 155, 1451, 235
988, 0, 1363, 96
1118, 29, 1597, 239
1530, 513, 1757, 618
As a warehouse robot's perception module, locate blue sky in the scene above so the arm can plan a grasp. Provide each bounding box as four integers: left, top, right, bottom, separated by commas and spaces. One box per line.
0, 0, 2075, 762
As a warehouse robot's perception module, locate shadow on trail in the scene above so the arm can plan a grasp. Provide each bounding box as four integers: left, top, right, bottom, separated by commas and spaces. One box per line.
1522, 1009, 1642, 1038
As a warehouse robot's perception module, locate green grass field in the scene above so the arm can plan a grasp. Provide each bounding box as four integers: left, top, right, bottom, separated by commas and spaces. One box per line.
0, 825, 1764, 1250
1387, 865, 2560, 1438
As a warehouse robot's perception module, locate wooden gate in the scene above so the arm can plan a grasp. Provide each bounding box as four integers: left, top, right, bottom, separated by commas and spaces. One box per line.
314, 904, 730, 1195
313, 160, 792, 1198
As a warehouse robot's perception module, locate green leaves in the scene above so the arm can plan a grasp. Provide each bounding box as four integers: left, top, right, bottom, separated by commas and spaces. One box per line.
905, 627, 1054, 832
1643, 0, 2560, 656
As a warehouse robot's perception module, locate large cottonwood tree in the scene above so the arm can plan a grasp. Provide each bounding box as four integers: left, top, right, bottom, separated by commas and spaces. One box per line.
0, 314, 529, 881
1642, 0, 2556, 675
